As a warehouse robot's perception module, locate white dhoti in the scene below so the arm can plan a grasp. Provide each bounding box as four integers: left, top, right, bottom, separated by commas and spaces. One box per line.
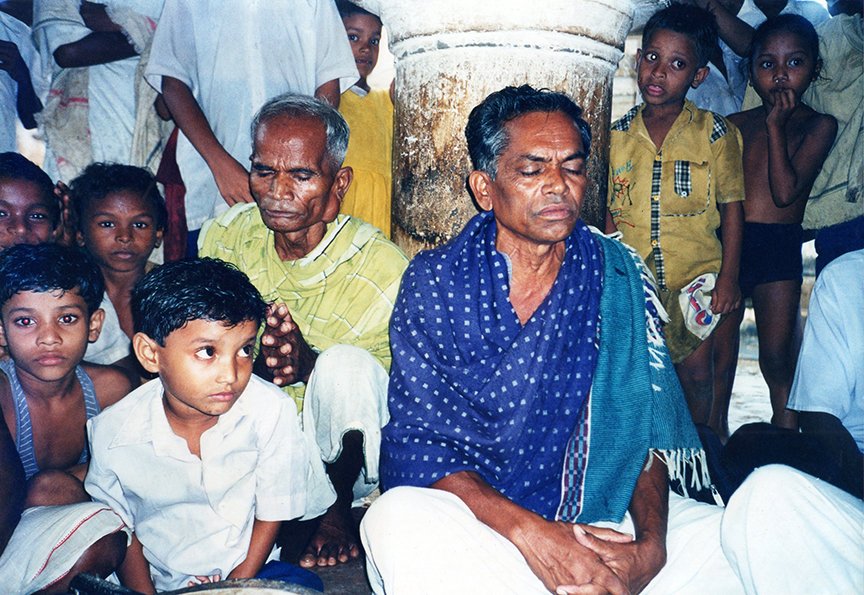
0, 503, 128, 594
362, 465, 864, 594
303, 345, 390, 500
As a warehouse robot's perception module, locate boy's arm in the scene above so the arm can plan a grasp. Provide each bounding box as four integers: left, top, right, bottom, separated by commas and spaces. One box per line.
766, 102, 838, 208
118, 533, 156, 594
315, 78, 341, 108
227, 519, 281, 579
713, 200, 743, 314
0, 40, 42, 129
160, 76, 254, 207
0, 413, 25, 555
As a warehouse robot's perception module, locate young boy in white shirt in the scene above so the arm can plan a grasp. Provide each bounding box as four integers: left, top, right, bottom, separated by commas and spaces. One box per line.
85, 258, 333, 592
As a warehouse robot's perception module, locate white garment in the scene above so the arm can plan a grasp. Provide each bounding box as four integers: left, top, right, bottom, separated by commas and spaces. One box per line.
32, 0, 163, 176
0, 502, 128, 595
362, 466, 864, 594
0, 13, 45, 153
85, 374, 332, 591
144, 0, 359, 230
686, 62, 741, 116
84, 293, 131, 365
302, 344, 390, 500
788, 249, 864, 452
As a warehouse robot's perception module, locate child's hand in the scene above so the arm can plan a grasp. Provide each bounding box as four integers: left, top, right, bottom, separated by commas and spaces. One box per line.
212, 154, 254, 206
188, 573, 221, 586
710, 274, 741, 315
53, 181, 77, 247
766, 88, 798, 129
80, 2, 122, 33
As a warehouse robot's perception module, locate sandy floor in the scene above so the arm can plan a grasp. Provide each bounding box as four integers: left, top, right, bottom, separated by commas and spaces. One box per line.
728, 358, 773, 434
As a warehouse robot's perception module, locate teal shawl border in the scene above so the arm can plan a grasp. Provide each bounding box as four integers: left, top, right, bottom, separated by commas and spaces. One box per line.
566, 233, 708, 524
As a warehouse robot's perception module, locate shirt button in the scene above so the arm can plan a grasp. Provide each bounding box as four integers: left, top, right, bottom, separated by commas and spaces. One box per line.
652, 195, 660, 202
651, 240, 658, 247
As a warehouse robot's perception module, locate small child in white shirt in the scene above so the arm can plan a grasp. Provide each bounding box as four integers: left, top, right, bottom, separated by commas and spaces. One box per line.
85, 257, 333, 592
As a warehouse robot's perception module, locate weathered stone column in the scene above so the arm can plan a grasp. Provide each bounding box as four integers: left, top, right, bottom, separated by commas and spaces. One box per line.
358, 0, 651, 255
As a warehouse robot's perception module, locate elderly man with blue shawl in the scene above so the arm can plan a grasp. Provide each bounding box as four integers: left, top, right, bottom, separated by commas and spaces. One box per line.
360, 86, 864, 595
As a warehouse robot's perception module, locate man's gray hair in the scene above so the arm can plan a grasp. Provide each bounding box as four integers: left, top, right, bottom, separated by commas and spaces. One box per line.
251, 93, 350, 167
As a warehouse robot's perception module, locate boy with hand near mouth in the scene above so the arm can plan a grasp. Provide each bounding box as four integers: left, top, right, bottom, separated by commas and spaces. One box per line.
606, 3, 745, 429
85, 258, 333, 593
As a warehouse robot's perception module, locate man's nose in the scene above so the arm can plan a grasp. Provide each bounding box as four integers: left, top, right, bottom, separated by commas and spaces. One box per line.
544, 168, 567, 196
270, 173, 293, 201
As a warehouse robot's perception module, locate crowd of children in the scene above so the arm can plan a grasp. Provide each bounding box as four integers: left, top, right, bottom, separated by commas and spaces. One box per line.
0, 0, 860, 592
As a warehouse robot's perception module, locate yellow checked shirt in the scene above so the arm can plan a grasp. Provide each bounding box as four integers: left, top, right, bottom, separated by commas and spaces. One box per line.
608, 100, 744, 291
199, 204, 408, 410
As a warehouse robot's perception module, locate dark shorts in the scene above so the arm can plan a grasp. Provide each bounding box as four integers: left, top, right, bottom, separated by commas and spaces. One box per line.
739, 222, 803, 298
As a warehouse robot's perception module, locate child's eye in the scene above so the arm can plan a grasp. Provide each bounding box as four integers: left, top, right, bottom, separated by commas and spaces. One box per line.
14, 317, 35, 327
97, 220, 115, 228
195, 346, 216, 359
239, 344, 255, 358
644, 51, 658, 62
348, 34, 359, 42
789, 58, 803, 67
58, 314, 79, 324
759, 60, 773, 69
28, 212, 48, 221
132, 221, 150, 229
671, 59, 686, 70
371, 38, 380, 46
0, 210, 7, 218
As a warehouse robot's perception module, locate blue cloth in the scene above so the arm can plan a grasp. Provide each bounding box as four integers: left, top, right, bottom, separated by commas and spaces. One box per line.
382, 212, 705, 523
382, 212, 603, 518
256, 560, 324, 591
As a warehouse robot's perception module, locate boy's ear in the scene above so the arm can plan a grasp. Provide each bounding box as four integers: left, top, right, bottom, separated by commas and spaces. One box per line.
132, 332, 161, 374
154, 227, 164, 249
691, 65, 710, 89
813, 58, 823, 81
87, 308, 105, 343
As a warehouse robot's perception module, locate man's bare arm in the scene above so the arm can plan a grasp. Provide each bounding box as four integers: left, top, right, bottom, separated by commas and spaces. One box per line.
53, 32, 136, 68
433, 471, 629, 594
0, 40, 42, 128
160, 76, 253, 206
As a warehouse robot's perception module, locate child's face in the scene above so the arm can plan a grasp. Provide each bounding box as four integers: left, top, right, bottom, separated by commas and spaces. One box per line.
0, 289, 103, 384
637, 30, 709, 109
750, 32, 818, 107
77, 190, 163, 275
0, 179, 59, 251
135, 318, 258, 422
343, 13, 382, 82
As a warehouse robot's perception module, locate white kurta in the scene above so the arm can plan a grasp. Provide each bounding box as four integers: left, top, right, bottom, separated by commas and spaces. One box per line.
0, 13, 45, 153
85, 374, 333, 591
144, 0, 359, 230
83, 293, 131, 365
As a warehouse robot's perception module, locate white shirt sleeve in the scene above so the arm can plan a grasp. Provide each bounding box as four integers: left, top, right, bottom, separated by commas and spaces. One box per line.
144, 0, 197, 92
311, 0, 359, 93
85, 417, 136, 530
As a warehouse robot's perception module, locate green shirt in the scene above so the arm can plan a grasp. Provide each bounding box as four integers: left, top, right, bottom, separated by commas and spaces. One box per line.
200, 204, 408, 409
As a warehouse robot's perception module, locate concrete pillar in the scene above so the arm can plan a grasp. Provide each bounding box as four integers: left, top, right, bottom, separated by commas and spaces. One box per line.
358, 0, 654, 255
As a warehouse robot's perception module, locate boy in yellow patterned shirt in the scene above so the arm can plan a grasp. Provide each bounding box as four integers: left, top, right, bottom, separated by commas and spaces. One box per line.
606, 4, 744, 426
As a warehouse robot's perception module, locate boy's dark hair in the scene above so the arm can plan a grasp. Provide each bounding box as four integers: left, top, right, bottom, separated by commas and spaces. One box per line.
0, 152, 60, 227
69, 162, 168, 231
0, 243, 104, 314
465, 85, 592, 179
749, 14, 820, 65
336, 0, 381, 21
132, 258, 268, 346
642, 3, 718, 68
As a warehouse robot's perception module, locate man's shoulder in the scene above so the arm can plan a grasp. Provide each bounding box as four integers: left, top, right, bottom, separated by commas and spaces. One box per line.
335, 216, 409, 275
199, 204, 267, 257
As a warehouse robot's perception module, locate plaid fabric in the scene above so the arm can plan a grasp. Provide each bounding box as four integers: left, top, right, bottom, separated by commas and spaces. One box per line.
709, 112, 728, 144
674, 160, 692, 196
612, 105, 639, 132
200, 204, 408, 410
651, 155, 667, 288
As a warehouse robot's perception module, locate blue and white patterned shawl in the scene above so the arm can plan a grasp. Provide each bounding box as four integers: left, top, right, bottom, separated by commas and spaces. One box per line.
381, 212, 705, 523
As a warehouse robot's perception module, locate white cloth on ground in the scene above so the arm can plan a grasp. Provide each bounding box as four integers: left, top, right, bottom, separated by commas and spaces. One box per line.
144, 0, 359, 230
0, 502, 128, 595
301, 344, 390, 500
85, 373, 332, 591
83, 293, 130, 365
362, 465, 864, 594
0, 13, 45, 153
788, 249, 864, 452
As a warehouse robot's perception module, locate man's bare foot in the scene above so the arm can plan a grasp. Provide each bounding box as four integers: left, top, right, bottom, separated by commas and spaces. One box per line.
299, 505, 361, 568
